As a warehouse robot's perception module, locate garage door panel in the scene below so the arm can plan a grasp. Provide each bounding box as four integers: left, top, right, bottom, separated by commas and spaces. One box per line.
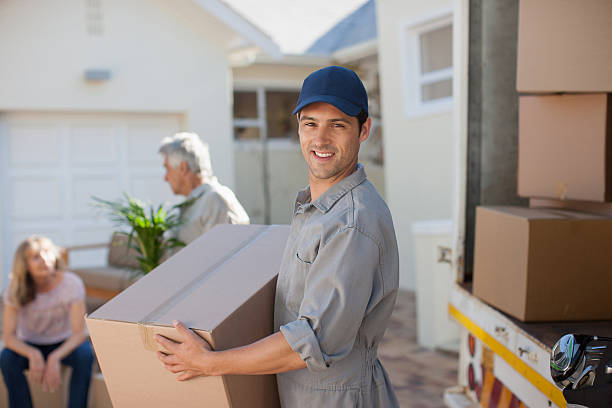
70, 125, 119, 166
9, 176, 62, 219
1, 112, 181, 288
73, 175, 122, 218
127, 125, 175, 165
8, 124, 61, 166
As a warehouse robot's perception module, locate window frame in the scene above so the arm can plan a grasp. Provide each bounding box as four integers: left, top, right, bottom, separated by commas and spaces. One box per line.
232, 86, 300, 149
401, 10, 454, 118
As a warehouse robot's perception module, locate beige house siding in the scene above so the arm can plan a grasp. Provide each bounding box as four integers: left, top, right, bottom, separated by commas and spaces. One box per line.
378, 0, 454, 290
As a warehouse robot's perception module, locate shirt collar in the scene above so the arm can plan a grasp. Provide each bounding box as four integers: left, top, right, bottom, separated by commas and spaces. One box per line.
295, 164, 367, 214
178, 178, 218, 211
187, 183, 206, 200
186, 177, 218, 200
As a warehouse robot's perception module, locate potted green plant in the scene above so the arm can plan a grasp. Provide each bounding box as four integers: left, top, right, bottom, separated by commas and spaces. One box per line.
92, 193, 186, 273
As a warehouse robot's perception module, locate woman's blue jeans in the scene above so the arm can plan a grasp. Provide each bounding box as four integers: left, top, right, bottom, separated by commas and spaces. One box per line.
0, 340, 94, 408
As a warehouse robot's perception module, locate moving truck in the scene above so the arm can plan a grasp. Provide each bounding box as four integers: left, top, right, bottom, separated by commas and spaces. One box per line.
442, 1, 612, 406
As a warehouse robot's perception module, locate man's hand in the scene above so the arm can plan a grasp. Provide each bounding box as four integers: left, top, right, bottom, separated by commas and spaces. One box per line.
27, 349, 45, 385
42, 354, 62, 392
157, 322, 305, 378
155, 320, 214, 381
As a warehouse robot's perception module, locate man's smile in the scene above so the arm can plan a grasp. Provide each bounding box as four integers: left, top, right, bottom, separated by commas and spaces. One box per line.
313, 150, 335, 159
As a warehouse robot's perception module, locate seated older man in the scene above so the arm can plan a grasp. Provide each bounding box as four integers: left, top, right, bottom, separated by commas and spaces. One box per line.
159, 132, 249, 244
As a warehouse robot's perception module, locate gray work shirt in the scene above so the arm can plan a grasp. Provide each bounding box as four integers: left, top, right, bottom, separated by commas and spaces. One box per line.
274, 165, 399, 407
176, 178, 249, 244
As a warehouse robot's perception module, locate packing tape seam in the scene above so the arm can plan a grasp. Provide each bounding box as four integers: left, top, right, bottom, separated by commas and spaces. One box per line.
136, 225, 274, 347
556, 182, 567, 201
137, 323, 157, 352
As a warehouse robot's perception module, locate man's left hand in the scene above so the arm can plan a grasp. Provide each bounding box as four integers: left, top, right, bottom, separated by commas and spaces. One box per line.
155, 320, 214, 381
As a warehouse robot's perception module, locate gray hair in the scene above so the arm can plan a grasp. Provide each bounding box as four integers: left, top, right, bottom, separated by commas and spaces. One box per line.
159, 132, 213, 179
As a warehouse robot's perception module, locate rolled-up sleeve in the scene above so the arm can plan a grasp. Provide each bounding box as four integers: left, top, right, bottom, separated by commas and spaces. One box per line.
280, 227, 380, 372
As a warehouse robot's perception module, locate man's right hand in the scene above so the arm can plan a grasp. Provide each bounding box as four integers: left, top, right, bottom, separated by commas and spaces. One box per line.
155, 320, 214, 381
27, 349, 45, 384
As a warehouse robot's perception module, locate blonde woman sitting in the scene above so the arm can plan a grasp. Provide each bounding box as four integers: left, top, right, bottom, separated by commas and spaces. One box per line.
0, 236, 93, 408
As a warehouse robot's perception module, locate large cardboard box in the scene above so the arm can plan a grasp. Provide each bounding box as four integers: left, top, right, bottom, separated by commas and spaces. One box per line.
89, 372, 113, 408
473, 206, 612, 322
86, 224, 289, 408
518, 93, 612, 202
517, 0, 612, 92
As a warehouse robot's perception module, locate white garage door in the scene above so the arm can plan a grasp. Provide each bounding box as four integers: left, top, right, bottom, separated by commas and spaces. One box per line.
0, 112, 182, 288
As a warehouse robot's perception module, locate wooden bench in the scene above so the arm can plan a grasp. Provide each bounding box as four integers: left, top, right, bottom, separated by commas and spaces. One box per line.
64, 232, 143, 312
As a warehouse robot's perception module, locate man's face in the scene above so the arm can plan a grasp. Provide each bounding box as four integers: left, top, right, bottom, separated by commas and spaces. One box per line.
298, 102, 369, 187
163, 156, 185, 195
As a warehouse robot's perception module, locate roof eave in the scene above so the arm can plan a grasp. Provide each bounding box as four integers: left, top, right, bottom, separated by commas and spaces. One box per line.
232, 53, 333, 68
332, 39, 378, 63
193, 0, 282, 59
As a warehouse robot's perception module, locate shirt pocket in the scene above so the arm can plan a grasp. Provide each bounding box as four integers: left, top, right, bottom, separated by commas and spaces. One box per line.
284, 232, 319, 310
285, 250, 311, 311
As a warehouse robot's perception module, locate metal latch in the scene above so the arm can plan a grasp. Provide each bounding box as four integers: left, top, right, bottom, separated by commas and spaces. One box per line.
518, 346, 539, 362
494, 326, 509, 341
437, 246, 452, 264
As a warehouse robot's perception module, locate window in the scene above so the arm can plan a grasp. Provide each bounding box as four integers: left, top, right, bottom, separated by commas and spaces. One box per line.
403, 12, 453, 116
233, 91, 258, 119
266, 91, 299, 140
233, 88, 299, 142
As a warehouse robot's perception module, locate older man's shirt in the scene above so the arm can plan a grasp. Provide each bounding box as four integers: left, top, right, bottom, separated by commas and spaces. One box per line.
274, 165, 399, 407
177, 177, 249, 244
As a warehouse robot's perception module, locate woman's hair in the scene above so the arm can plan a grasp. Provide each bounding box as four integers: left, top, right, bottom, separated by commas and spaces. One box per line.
8, 235, 65, 306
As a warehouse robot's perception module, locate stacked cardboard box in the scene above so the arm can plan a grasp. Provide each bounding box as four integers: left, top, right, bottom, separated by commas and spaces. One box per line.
518, 94, 612, 202
473, 0, 612, 322
473, 206, 612, 322
516, 0, 612, 93
86, 224, 289, 407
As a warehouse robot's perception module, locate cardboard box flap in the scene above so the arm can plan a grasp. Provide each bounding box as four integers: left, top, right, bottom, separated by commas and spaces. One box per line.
149, 225, 287, 330
89, 224, 285, 331
486, 206, 609, 221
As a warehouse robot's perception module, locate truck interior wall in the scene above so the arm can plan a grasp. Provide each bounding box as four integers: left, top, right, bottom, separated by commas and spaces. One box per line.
464, 0, 527, 281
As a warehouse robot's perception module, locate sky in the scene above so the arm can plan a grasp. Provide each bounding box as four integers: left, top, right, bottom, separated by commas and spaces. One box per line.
223, 0, 369, 54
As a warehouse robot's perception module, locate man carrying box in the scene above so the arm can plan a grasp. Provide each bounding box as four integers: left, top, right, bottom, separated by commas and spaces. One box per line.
155, 66, 400, 407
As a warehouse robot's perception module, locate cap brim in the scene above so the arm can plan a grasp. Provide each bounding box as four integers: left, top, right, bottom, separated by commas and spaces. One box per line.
292, 95, 362, 116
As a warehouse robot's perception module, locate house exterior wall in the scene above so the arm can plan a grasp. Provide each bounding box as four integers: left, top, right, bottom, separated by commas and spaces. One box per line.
377, 0, 454, 290
0, 0, 273, 283
0, 0, 237, 188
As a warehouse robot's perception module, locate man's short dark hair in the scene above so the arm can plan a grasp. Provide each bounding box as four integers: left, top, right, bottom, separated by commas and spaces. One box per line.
356, 110, 368, 133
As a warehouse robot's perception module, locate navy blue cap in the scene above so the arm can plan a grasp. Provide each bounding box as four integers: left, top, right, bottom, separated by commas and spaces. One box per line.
292, 66, 368, 117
